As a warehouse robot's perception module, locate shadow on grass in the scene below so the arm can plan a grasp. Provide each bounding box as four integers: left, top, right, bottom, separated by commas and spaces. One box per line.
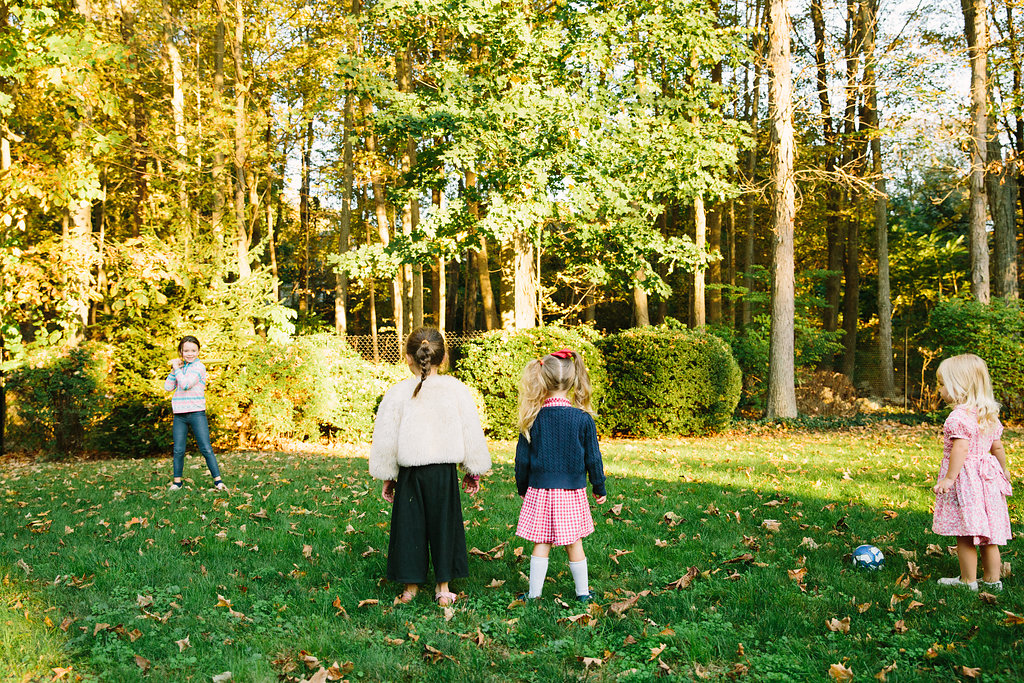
0, 437, 1022, 682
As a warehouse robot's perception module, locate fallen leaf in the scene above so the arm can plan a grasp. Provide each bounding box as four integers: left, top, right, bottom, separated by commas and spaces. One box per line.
800, 537, 820, 550
693, 662, 711, 679
857, 602, 872, 613
893, 620, 908, 633
299, 650, 320, 669
212, 672, 232, 683
761, 519, 781, 532
961, 665, 981, 678
609, 503, 624, 515
16, 559, 32, 575
176, 635, 191, 652
422, 644, 456, 664
51, 667, 73, 680
136, 595, 153, 608
608, 590, 650, 616
788, 567, 808, 582
826, 617, 850, 633
93, 623, 110, 636
485, 578, 506, 588
134, 655, 151, 673
303, 668, 329, 683
979, 592, 999, 604
581, 656, 604, 669
666, 566, 699, 590
881, 510, 898, 520
384, 637, 404, 645
828, 662, 853, 681
905, 600, 924, 611
302, 544, 313, 560
648, 643, 666, 661
357, 599, 379, 608
723, 553, 754, 564
128, 628, 143, 642
654, 538, 668, 548
609, 549, 633, 565
925, 543, 944, 556
1002, 610, 1024, 625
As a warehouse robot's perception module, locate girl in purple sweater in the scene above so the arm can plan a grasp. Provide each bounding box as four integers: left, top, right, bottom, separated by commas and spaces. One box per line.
515, 348, 606, 602
164, 336, 226, 492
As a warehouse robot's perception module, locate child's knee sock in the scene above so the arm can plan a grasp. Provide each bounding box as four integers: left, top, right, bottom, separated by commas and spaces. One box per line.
569, 558, 589, 597
528, 555, 549, 598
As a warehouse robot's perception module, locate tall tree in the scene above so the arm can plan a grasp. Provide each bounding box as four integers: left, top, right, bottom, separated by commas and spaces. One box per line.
840, 0, 864, 378
767, 0, 797, 418
862, 0, 897, 398
962, 0, 991, 302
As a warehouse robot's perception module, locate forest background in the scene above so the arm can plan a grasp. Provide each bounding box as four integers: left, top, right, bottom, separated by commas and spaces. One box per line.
2, 0, 1023, 450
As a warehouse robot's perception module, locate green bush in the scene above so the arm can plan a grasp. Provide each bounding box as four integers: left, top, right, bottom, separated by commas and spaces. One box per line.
93, 398, 174, 458
455, 327, 607, 440
597, 326, 741, 437
924, 297, 1024, 419
5, 343, 110, 456
212, 334, 408, 446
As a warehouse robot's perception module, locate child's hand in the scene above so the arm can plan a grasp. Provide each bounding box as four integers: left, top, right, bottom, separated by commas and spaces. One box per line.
382, 480, 396, 503
171, 358, 182, 369
933, 477, 955, 494
594, 495, 607, 505
462, 474, 480, 495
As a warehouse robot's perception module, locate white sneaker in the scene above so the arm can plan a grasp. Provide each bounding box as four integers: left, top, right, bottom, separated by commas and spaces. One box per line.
981, 580, 1003, 591
168, 483, 183, 491
937, 576, 978, 591
214, 482, 228, 491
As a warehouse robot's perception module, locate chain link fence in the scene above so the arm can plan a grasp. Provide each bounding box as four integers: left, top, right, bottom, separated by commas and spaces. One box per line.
345, 332, 486, 365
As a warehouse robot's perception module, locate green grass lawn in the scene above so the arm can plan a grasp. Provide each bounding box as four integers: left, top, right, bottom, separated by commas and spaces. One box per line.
2, 423, 1023, 682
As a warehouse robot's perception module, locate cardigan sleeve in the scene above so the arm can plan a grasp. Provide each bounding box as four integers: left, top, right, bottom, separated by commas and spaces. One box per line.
369, 389, 401, 480
164, 371, 177, 392
457, 383, 491, 476
514, 433, 532, 497
581, 413, 607, 497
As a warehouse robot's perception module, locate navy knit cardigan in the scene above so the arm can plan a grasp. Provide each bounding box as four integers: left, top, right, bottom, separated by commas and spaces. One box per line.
514, 406, 607, 498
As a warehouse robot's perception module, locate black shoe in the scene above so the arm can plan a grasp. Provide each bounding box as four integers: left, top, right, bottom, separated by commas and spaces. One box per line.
516, 593, 538, 601
576, 594, 592, 603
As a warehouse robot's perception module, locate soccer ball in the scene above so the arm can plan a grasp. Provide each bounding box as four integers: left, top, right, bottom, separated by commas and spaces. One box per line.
852, 544, 885, 570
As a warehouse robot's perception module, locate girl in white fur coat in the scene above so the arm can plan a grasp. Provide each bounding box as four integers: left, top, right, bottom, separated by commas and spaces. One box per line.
369, 327, 491, 606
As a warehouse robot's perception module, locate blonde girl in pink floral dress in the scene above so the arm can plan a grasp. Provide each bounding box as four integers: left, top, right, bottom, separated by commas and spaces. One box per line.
932, 354, 1012, 591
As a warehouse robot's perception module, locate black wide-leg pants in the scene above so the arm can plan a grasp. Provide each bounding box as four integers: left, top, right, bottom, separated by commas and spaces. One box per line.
386, 463, 468, 585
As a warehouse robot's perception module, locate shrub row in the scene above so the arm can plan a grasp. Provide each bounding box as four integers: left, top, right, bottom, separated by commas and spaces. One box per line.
5, 325, 744, 457
456, 326, 741, 439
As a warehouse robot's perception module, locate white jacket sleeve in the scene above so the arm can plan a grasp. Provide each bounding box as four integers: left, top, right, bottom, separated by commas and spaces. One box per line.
458, 384, 491, 476
369, 390, 401, 480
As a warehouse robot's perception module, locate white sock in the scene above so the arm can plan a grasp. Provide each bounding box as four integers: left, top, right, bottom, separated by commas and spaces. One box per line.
569, 558, 589, 597
528, 555, 549, 598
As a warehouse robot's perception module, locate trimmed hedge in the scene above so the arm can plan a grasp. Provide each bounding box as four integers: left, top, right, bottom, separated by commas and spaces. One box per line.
455, 327, 607, 440
597, 327, 741, 436
924, 297, 1024, 419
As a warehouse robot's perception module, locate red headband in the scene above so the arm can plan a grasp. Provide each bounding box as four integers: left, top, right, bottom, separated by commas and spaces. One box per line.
550, 348, 575, 359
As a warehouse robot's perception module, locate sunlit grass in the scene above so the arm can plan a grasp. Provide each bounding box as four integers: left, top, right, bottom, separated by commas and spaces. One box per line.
0, 424, 1022, 681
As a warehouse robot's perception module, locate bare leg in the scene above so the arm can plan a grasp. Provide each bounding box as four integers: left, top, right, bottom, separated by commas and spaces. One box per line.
565, 539, 585, 563
980, 544, 1002, 583
956, 536, 978, 583
403, 583, 418, 598
532, 542, 552, 559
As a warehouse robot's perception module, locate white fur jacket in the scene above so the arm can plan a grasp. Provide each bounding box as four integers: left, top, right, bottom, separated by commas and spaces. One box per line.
369, 374, 491, 481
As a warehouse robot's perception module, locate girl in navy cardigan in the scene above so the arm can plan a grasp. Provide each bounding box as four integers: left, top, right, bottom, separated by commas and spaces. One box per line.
515, 348, 606, 602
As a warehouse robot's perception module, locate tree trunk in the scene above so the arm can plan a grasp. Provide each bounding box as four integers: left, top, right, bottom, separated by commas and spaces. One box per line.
299, 116, 312, 314
988, 126, 1019, 299
211, 0, 226, 271
514, 229, 537, 328
229, 0, 249, 278
465, 170, 498, 329
840, 0, 864, 379
337, 88, 356, 334
464, 250, 479, 332
708, 204, 722, 323
693, 196, 707, 327
963, 0, 991, 302
633, 269, 651, 327
766, 0, 797, 419
740, 0, 765, 328
862, 0, 897, 398
361, 96, 403, 344
812, 0, 842, 338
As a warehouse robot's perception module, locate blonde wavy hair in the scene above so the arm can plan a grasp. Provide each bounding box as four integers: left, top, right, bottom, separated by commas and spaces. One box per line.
517, 349, 594, 440
936, 353, 1000, 430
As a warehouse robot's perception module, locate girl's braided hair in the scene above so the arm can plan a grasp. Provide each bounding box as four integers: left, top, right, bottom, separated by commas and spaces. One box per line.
406, 327, 447, 397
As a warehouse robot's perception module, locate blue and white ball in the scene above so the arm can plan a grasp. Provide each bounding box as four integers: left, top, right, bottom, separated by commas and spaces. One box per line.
852, 544, 885, 570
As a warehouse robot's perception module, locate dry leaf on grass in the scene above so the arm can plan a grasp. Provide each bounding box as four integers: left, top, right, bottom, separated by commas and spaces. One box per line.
979, 592, 999, 604
357, 599, 379, 608
175, 635, 191, 652
666, 566, 699, 590
828, 662, 853, 681
788, 567, 808, 582
648, 643, 666, 661
892, 620, 908, 634
1001, 610, 1024, 625
761, 519, 781, 532
609, 549, 633, 564
961, 665, 981, 678
580, 656, 604, 669
485, 578, 505, 588
826, 617, 850, 633
211, 672, 232, 683
134, 655, 151, 673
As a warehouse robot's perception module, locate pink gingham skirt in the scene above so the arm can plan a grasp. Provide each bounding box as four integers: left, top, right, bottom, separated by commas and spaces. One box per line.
516, 487, 594, 545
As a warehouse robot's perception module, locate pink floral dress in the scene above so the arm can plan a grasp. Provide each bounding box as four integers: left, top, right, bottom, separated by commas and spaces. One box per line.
932, 405, 1012, 545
